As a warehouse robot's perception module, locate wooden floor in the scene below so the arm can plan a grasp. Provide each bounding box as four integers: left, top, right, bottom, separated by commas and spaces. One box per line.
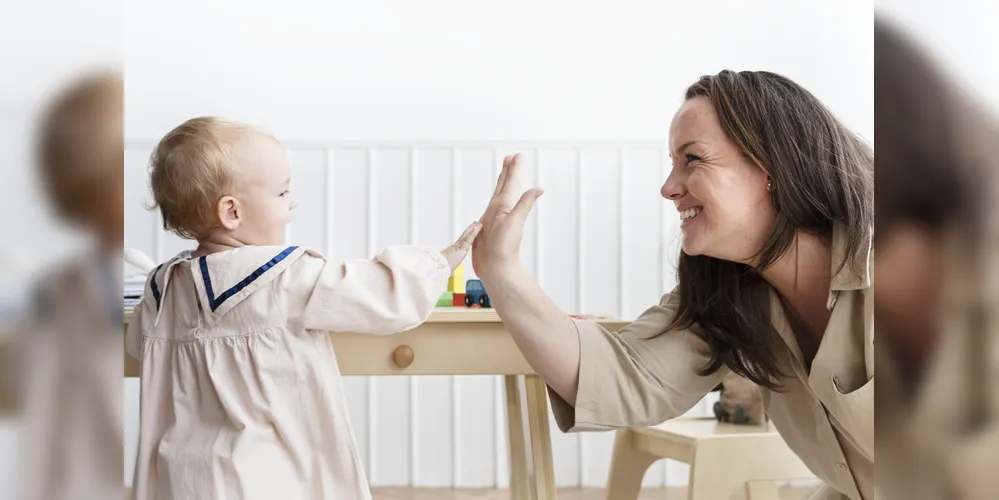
124, 486, 815, 499
371, 486, 815, 500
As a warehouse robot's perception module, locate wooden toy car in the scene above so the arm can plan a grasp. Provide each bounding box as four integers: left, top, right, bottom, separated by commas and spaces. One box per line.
464, 279, 491, 308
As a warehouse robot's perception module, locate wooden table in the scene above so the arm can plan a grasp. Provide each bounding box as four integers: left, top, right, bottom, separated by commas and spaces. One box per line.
123, 307, 627, 500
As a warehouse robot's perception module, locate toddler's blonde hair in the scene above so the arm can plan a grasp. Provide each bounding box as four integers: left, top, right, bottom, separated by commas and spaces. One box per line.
148, 117, 272, 240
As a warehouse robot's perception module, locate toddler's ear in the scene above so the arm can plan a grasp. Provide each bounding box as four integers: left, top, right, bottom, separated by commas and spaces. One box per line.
217, 196, 241, 230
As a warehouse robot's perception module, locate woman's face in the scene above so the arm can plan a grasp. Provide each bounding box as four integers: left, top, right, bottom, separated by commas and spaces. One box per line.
662, 96, 776, 263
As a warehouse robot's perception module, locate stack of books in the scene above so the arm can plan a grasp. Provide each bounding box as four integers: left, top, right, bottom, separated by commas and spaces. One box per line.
124, 275, 146, 311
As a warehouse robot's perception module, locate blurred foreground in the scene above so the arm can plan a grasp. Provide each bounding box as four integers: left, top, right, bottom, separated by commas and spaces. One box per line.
873, 11, 999, 500
0, 1, 124, 499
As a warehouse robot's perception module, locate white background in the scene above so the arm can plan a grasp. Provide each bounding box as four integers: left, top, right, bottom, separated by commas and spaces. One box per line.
120, 0, 874, 489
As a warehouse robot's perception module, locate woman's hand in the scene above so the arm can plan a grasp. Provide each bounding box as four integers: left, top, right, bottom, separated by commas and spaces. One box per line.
442, 221, 482, 272
468, 153, 580, 405
472, 153, 544, 280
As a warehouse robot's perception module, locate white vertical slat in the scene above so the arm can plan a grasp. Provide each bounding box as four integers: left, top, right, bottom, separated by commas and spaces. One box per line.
366, 146, 378, 482
576, 147, 585, 487
532, 148, 545, 486
618, 147, 627, 319
450, 147, 462, 487
659, 146, 670, 486
534, 148, 543, 287
492, 148, 505, 488
154, 210, 165, 262
409, 147, 420, 486
285, 148, 293, 245
325, 149, 336, 258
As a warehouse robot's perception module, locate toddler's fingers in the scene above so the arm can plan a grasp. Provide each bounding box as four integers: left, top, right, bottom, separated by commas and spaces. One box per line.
455, 222, 482, 250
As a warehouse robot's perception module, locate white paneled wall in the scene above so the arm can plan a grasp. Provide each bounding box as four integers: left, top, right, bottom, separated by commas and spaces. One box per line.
123, 141, 720, 488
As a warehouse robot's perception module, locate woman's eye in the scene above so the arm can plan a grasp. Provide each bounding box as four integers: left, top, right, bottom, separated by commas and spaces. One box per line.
685, 154, 701, 165
279, 190, 290, 197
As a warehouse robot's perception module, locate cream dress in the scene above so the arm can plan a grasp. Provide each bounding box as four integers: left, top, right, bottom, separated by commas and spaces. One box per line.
126, 245, 450, 500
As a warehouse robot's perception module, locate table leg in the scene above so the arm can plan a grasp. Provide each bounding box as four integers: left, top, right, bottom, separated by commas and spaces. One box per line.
524, 375, 556, 499
504, 375, 530, 500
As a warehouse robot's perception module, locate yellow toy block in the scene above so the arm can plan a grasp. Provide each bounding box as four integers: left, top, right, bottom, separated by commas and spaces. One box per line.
448, 263, 465, 293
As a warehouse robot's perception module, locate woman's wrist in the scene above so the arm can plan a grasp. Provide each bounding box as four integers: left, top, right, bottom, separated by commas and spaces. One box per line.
477, 261, 527, 286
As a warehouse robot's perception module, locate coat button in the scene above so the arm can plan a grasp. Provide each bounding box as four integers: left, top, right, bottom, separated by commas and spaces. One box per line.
837, 462, 848, 471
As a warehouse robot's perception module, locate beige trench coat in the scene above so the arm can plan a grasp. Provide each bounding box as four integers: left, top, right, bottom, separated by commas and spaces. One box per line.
876, 227, 999, 500
550, 226, 874, 500
7, 253, 124, 500
126, 245, 451, 500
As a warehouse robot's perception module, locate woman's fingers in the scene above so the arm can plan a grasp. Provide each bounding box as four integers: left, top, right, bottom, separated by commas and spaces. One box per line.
491, 155, 512, 198
482, 154, 521, 222
479, 190, 516, 225
509, 187, 544, 227
499, 153, 523, 197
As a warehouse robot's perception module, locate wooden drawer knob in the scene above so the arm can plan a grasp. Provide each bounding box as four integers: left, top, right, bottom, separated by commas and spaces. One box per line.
392, 345, 415, 368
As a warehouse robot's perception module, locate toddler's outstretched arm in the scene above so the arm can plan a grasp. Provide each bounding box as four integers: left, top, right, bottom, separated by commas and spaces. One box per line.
302, 222, 480, 334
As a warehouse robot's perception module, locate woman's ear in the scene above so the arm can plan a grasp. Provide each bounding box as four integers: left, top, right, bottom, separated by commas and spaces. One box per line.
217, 196, 241, 231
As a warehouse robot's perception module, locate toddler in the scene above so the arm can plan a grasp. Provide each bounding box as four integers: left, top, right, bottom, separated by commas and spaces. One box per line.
125, 117, 480, 499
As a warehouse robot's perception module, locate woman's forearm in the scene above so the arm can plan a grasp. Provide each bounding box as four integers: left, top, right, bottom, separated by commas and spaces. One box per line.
481, 265, 581, 405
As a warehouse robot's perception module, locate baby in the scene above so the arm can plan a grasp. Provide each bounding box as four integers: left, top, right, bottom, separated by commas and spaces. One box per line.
125, 117, 480, 500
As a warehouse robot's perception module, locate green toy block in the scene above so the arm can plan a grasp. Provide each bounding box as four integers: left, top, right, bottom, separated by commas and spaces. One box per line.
437, 291, 454, 307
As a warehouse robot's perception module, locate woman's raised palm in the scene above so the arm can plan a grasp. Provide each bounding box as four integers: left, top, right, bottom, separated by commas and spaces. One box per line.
471, 153, 544, 279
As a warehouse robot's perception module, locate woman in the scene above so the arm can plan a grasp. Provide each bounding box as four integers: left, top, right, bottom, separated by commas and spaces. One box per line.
473, 70, 873, 500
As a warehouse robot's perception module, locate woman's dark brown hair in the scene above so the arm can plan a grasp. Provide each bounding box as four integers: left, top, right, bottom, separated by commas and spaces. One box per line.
668, 70, 874, 391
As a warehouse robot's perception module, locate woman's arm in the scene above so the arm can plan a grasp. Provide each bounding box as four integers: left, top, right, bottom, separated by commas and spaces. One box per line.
473, 154, 728, 431
485, 267, 730, 431
479, 264, 581, 405
472, 153, 581, 402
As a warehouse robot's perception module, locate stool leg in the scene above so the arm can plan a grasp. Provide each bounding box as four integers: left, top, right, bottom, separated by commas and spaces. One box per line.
745, 480, 780, 500
688, 441, 743, 500
605, 430, 659, 500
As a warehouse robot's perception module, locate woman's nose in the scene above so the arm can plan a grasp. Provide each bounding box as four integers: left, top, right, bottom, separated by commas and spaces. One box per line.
661, 177, 684, 200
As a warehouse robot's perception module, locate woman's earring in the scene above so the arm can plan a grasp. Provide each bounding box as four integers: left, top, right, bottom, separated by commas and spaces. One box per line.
767, 179, 772, 192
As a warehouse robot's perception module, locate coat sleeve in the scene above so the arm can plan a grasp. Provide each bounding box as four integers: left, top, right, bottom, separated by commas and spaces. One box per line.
300, 245, 451, 334
549, 291, 730, 432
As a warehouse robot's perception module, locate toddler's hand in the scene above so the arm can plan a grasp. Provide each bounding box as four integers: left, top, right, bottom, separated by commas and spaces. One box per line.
442, 222, 483, 272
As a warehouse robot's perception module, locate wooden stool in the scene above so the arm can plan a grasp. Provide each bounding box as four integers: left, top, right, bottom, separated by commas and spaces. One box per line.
606, 417, 813, 500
